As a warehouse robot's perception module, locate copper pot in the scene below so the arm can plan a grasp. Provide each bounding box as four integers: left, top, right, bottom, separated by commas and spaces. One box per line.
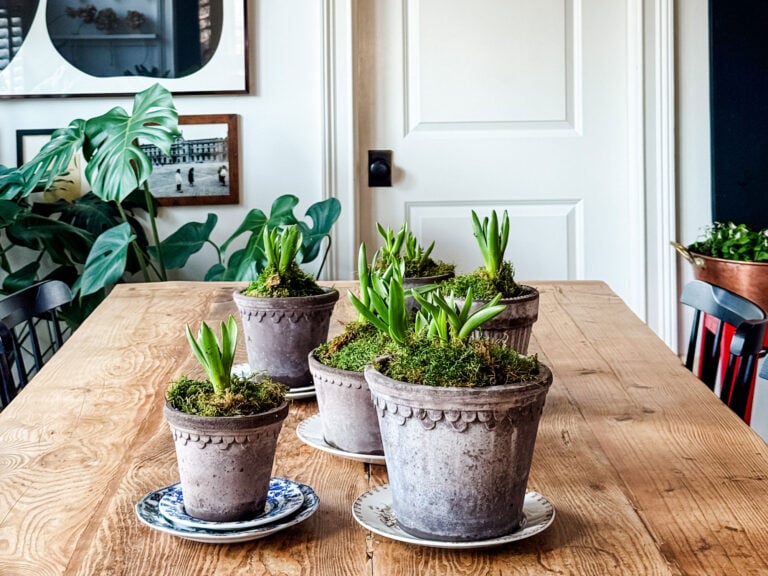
672, 242, 768, 313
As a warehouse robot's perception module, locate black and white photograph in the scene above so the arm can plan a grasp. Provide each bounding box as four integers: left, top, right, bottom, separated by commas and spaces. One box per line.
141, 114, 239, 206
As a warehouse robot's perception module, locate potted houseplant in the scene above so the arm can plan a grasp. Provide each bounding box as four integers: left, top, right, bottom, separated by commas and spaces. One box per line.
308, 244, 398, 456
374, 222, 455, 308
355, 276, 553, 542
233, 225, 339, 388
447, 209, 539, 353
673, 221, 768, 312
164, 315, 288, 522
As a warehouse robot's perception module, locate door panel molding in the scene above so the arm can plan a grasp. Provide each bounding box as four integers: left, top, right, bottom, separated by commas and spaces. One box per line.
403, 0, 582, 137
407, 199, 584, 280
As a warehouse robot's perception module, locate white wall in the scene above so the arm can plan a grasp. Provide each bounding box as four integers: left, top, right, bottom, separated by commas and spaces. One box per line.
676, 0, 712, 277
0, 0, 325, 281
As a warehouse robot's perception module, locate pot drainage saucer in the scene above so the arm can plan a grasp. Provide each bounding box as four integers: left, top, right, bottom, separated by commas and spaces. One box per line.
136, 480, 319, 543
157, 477, 304, 531
352, 484, 554, 549
297, 414, 386, 465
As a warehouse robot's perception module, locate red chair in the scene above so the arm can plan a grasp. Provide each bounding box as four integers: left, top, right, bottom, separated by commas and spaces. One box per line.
681, 280, 766, 423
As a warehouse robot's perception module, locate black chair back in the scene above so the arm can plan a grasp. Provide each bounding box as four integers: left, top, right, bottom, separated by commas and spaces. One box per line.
0, 280, 73, 408
681, 280, 766, 421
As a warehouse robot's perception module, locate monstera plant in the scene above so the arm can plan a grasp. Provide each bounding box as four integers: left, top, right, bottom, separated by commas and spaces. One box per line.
0, 84, 341, 326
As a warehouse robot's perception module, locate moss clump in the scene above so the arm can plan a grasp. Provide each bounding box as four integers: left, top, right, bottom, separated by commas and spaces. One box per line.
402, 258, 455, 279
314, 321, 397, 372
243, 261, 324, 298
167, 375, 288, 417
377, 336, 539, 388
447, 261, 522, 300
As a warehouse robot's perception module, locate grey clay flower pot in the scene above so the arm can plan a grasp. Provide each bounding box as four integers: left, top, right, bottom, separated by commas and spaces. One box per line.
456, 285, 539, 353
164, 401, 289, 522
233, 288, 339, 388
308, 353, 383, 455
365, 363, 552, 541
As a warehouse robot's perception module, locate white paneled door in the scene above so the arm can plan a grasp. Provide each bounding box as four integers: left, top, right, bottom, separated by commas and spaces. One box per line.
355, 0, 647, 318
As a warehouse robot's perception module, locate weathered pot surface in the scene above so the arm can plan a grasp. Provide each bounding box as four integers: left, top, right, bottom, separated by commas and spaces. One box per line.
233, 288, 339, 388
365, 362, 552, 542
309, 353, 383, 455
164, 401, 289, 522
455, 285, 539, 354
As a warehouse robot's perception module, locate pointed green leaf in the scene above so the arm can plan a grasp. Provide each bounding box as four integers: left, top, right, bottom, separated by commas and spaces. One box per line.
297, 197, 341, 262
457, 304, 507, 339
84, 84, 179, 203
219, 208, 267, 253
75, 223, 134, 297
268, 194, 300, 226
0, 121, 86, 200
150, 213, 217, 269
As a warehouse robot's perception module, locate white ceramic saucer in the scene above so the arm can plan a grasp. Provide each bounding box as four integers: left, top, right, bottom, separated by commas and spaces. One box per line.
297, 414, 386, 465
157, 477, 304, 531
136, 481, 319, 544
231, 363, 316, 400
352, 484, 555, 549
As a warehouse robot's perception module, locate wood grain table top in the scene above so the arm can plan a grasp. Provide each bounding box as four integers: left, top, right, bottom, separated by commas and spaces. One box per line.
1, 280, 767, 575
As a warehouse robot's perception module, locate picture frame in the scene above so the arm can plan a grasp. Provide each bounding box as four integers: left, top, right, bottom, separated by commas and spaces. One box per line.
0, 1, 248, 98
144, 114, 240, 207
16, 128, 89, 202
16, 128, 55, 167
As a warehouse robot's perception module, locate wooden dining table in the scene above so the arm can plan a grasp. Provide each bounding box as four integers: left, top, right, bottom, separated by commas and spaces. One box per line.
1, 280, 768, 575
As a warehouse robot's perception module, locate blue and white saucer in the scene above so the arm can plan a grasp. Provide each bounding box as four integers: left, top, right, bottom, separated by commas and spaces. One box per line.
136, 480, 319, 543
158, 477, 304, 531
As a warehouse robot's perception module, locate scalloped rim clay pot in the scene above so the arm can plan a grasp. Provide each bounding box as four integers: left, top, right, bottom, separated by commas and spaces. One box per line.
164, 402, 289, 522
365, 362, 552, 542
233, 288, 339, 388
309, 352, 383, 455
456, 285, 539, 354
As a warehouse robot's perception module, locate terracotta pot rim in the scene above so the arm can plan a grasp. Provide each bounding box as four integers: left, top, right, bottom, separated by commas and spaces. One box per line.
163, 401, 289, 431
308, 351, 364, 378
233, 286, 340, 303
365, 362, 552, 406
455, 284, 539, 304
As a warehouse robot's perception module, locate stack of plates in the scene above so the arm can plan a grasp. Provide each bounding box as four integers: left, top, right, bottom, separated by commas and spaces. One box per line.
232, 364, 316, 400
135, 477, 319, 543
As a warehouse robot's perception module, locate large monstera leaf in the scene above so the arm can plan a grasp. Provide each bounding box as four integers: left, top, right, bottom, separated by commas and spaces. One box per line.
84, 83, 180, 203
0, 121, 85, 200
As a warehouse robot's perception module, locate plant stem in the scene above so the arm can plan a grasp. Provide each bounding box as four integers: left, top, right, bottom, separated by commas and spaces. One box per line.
143, 181, 167, 281
316, 236, 332, 279
116, 203, 151, 282
207, 239, 223, 267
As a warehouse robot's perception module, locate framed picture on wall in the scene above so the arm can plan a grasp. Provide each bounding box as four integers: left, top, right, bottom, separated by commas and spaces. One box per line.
16, 128, 90, 202
143, 114, 239, 207
0, 1, 248, 98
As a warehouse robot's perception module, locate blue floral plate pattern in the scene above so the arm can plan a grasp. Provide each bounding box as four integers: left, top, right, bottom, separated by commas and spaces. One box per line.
136, 480, 319, 543
157, 477, 305, 531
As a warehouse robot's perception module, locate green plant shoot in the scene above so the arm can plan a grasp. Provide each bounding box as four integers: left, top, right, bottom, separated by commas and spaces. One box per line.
413, 288, 506, 343
471, 209, 510, 279
348, 262, 410, 345
185, 315, 238, 396
263, 225, 303, 275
